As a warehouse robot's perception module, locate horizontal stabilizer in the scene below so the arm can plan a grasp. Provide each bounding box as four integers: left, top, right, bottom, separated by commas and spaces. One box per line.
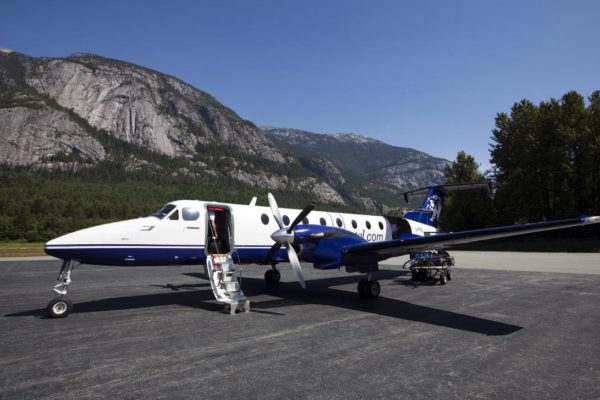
402, 181, 493, 203
399, 181, 494, 229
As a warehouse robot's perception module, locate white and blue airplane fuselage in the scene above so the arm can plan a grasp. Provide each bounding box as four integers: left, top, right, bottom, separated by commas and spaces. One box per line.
45, 200, 393, 267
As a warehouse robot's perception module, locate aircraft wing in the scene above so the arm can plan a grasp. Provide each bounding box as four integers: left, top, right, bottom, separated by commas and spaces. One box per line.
341, 216, 600, 264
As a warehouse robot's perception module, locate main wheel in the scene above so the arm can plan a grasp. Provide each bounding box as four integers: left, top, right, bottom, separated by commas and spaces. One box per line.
264, 269, 281, 284
365, 280, 381, 298
47, 296, 73, 318
357, 279, 369, 298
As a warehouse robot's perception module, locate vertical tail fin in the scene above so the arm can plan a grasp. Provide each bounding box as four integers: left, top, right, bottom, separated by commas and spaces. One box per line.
402, 186, 446, 229
402, 182, 493, 231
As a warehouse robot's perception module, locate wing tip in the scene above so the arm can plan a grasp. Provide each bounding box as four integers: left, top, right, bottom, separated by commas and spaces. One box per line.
582, 216, 600, 224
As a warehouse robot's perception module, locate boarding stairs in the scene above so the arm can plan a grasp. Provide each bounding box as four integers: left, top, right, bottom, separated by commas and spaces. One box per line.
206, 254, 250, 315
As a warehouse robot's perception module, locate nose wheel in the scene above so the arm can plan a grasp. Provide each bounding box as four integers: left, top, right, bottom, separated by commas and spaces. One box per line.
47, 296, 73, 318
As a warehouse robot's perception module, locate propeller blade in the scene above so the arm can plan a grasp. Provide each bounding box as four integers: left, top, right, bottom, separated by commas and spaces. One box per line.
267, 192, 308, 288
286, 244, 306, 288
263, 242, 282, 264
288, 204, 314, 233
268, 193, 284, 229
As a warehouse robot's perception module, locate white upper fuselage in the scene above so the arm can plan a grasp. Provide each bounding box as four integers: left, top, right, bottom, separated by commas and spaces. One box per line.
48, 200, 392, 246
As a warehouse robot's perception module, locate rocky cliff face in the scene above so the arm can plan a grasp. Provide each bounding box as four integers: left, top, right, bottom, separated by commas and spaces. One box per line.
0, 50, 448, 212
24, 53, 284, 162
0, 105, 105, 166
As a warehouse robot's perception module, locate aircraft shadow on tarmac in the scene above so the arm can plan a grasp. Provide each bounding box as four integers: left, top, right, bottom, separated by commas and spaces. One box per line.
5, 269, 522, 336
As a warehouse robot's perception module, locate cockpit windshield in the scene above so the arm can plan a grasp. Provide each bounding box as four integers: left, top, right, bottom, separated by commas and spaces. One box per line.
150, 204, 177, 220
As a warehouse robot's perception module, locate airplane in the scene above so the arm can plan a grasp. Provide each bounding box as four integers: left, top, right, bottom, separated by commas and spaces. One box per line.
43, 183, 600, 317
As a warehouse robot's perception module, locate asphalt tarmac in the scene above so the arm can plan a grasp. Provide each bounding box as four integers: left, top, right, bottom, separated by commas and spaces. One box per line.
1, 252, 599, 399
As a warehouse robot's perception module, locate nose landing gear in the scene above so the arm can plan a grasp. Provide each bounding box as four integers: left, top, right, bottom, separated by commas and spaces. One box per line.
46, 259, 77, 318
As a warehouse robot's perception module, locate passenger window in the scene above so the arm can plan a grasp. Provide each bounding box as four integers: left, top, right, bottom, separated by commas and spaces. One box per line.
366, 221, 371, 230
169, 210, 179, 220
302, 218, 309, 224
283, 215, 290, 226
261, 214, 269, 225
320, 217, 326, 226
378, 221, 384, 230
182, 207, 200, 221
351, 220, 357, 229
336, 218, 343, 227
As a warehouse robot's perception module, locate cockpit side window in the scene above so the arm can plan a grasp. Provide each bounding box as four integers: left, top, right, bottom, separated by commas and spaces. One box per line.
150, 204, 176, 220
169, 210, 180, 220
182, 207, 200, 221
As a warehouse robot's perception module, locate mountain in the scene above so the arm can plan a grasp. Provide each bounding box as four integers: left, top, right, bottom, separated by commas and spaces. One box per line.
0, 49, 285, 164
262, 127, 449, 209
0, 49, 447, 215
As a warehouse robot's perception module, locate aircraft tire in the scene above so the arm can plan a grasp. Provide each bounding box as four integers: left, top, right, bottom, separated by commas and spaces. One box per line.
359, 279, 380, 298
357, 279, 369, 298
366, 280, 380, 298
264, 269, 281, 284
47, 296, 73, 318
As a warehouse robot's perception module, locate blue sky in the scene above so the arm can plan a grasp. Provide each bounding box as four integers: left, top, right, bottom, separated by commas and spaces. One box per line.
2, 1, 599, 170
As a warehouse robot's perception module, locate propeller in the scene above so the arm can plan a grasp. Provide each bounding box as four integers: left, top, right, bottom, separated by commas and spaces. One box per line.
265, 193, 314, 288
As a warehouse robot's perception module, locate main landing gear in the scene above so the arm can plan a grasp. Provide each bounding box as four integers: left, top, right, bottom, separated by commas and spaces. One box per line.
263, 259, 381, 298
46, 259, 77, 318
357, 272, 380, 298
264, 264, 281, 284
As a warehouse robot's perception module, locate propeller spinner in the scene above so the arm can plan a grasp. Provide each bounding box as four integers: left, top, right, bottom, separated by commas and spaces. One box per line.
265, 193, 314, 288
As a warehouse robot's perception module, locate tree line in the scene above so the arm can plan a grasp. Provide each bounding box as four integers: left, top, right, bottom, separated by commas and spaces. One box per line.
0, 163, 360, 242
442, 90, 600, 242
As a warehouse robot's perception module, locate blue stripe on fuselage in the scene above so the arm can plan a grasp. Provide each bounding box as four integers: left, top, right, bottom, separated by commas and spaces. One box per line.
44, 245, 287, 266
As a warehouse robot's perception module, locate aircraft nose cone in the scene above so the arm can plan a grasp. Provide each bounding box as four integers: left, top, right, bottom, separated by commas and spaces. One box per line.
271, 228, 294, 244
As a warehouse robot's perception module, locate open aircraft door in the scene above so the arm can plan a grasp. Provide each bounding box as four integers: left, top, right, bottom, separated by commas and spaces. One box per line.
204, 204, 249, 314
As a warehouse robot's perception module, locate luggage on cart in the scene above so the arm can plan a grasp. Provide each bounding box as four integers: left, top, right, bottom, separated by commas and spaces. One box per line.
403, 250, 454, 286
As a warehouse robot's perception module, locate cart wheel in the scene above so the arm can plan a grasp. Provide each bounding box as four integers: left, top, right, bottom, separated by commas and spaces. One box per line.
439, 273, 447, 285
446, 270, 452, 281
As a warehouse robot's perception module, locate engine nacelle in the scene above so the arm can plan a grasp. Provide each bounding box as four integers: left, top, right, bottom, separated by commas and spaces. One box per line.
292, 225, 367, 269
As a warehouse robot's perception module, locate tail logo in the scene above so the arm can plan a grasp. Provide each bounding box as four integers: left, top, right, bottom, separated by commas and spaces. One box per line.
426, 195, 442, 222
